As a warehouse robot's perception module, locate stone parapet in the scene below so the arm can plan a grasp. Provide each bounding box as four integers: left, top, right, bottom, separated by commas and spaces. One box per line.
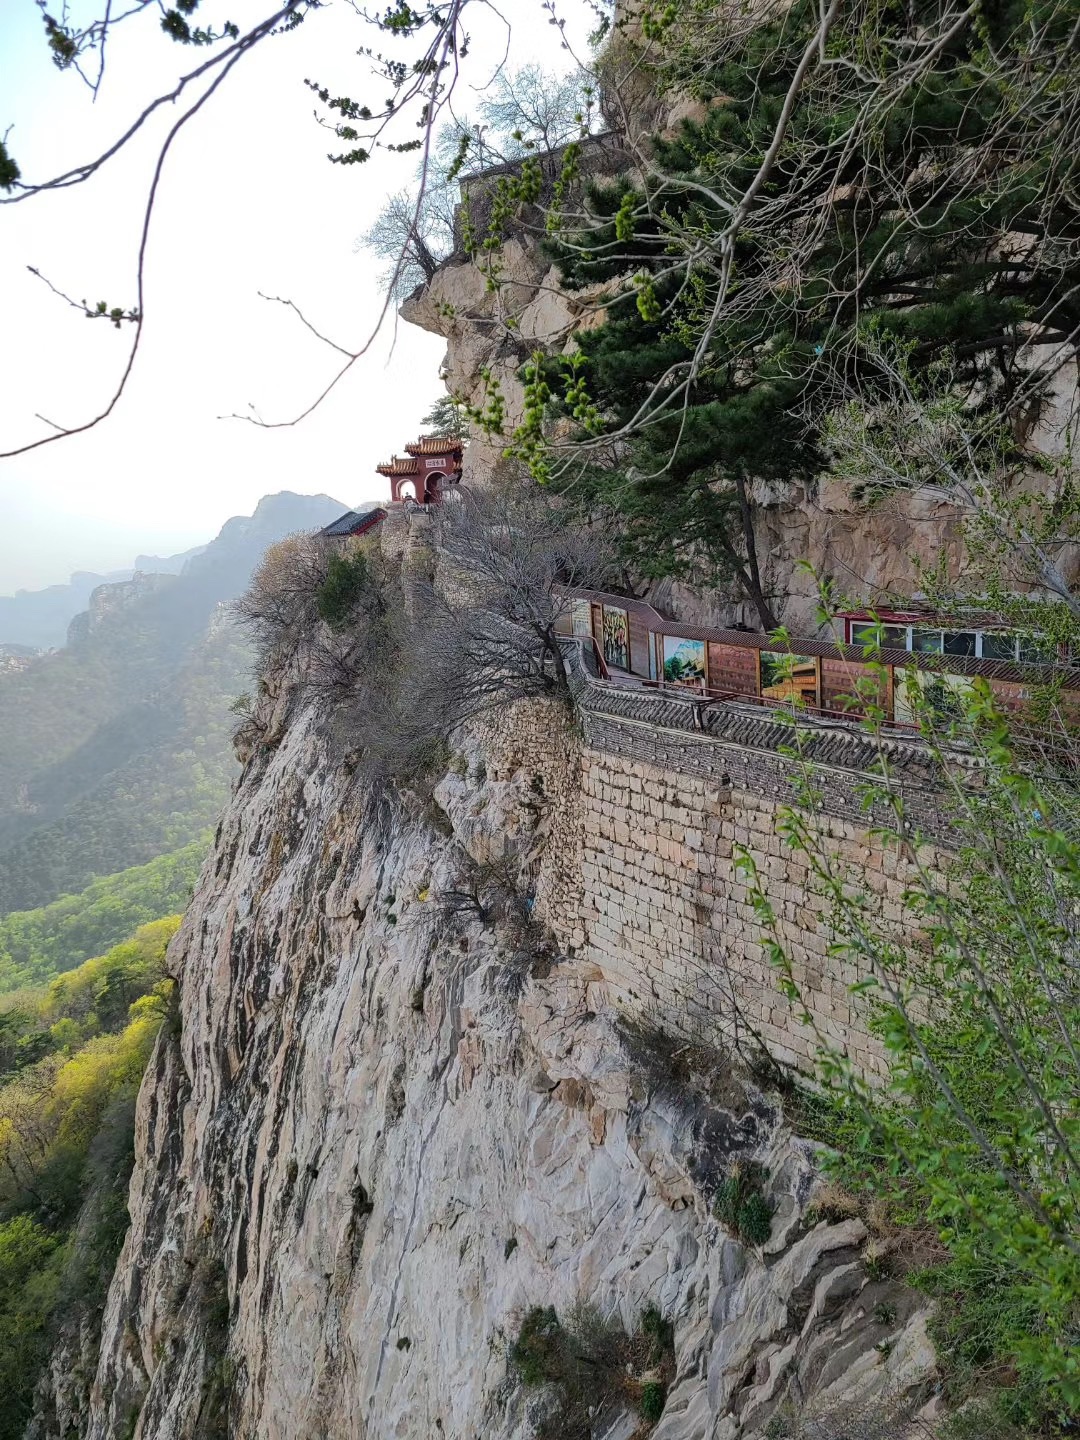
490, 644, 958, 1078
563, 639, 959, 842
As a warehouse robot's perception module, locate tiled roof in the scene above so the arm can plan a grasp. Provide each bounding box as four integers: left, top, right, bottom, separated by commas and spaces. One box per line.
322, 510, 361, 536
321, 507, 386, 538
404, 436, 463, 457
836, 606, 1010, 629
375, 456, 420, 476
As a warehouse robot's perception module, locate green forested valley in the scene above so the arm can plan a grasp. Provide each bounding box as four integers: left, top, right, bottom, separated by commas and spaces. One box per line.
0, 920, 179, 1439
0, 491, 343, 915
0, 839, 208, 993
0, 594, 247, 915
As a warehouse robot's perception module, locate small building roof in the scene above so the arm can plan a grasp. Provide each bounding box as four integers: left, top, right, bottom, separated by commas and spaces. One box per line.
320, 507, 387, 538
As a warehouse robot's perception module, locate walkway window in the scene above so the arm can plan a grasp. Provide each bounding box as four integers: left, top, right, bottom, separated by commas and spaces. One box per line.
852, 623, 908, 649
943, 631, 977, 657
1019, 636, 1054, 663
981, 632, 1017, 661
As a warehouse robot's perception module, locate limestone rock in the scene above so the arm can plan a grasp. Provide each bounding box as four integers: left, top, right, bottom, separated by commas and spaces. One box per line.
56, 655, 939, 1440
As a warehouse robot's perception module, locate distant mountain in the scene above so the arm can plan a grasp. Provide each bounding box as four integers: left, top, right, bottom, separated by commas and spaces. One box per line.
0, 545, 205, 652
176, 491, 349, 602
0, 569, 131, 651
0, 491, 345, 913
134, 542, 205, 574
0, 514, 272, 652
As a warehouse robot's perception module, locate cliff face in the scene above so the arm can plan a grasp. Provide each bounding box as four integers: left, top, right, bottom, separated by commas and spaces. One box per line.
0, 570, 131, 653
58, 646, 938, 1440
68, 572, 179, 645
46, 146, 960, 1440
401, 228, 969, 635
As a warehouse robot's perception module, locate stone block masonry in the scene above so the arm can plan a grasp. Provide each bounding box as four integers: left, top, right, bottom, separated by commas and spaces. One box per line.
479, 657, 952, 1080
567, 639, 959, 844
567, 744, 910, 1079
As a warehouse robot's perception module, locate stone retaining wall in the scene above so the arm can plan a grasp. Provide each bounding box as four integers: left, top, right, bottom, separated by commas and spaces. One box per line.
568, 747, 923, 1077
566, 639, 959, 840
479, 651, 950, 1078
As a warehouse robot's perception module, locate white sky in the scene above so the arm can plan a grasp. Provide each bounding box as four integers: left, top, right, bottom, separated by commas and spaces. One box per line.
0, 0, 591, 592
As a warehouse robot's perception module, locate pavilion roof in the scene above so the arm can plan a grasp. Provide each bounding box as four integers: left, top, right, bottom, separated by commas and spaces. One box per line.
404, 435, 463, 457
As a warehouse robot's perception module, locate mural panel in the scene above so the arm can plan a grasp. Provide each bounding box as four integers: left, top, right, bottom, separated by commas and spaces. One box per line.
760, 653, 819, 706
663, 636, 706, 686
820, 656, 884, 716
602, 606, 630, 669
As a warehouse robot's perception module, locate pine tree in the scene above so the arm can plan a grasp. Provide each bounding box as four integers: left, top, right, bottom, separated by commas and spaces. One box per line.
420, 395, 469, 441
541, 0, 1080, 628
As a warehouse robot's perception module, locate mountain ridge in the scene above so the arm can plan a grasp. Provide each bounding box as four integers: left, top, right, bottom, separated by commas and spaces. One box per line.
0, 493, 344, 651
0, 490, 346, 913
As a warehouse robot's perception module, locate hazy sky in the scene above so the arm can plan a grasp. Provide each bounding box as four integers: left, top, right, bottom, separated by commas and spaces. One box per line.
0, 0, 591, 592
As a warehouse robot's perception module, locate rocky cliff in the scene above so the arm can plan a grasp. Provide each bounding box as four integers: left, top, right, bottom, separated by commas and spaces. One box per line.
39, 618, 942, 1440
67, 572, 179, 646
32, 129, 969, 1440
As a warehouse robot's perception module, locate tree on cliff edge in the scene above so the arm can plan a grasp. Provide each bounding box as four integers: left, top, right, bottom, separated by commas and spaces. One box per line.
411, 481, 614, 715
357, 63, 595, 301
292, 483, 614, 770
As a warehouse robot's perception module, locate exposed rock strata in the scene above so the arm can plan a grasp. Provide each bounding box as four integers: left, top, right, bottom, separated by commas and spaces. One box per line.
51, 657, 939, 1440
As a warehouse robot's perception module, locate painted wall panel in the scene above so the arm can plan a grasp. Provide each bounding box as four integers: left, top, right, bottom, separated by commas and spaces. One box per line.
707, 642, 759, 695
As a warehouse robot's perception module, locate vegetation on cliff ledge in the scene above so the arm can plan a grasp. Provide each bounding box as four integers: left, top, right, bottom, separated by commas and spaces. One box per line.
236, 484, 613, 779
743, 655, 1080, 1436
510, 1301, 674, 1438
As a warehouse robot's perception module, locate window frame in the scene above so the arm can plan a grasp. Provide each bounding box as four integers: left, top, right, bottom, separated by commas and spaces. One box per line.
846, 618, 1038, 664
